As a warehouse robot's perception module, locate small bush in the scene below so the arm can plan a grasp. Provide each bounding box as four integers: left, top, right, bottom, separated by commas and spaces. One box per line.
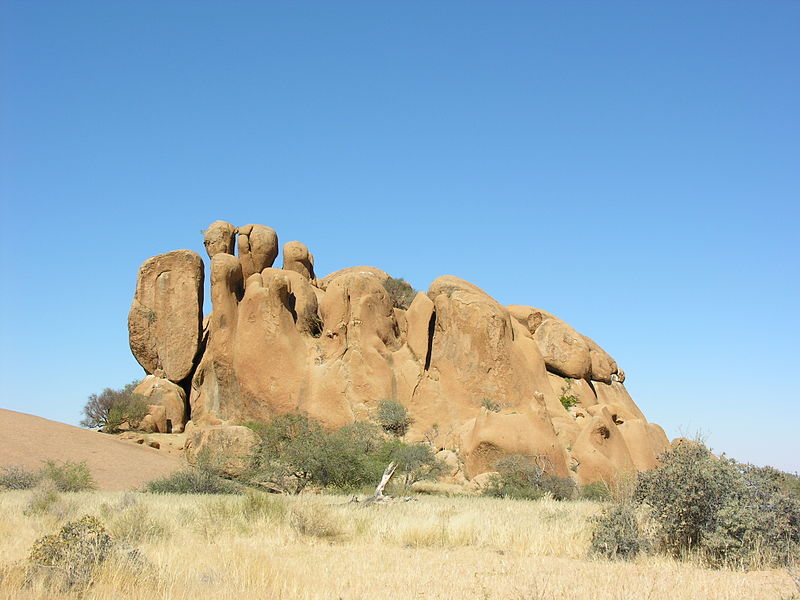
146, 468, 242, 495
484, 455, 577, 501
81, 380, 148, 433
559, 379, 579, 411
546, 476, 579, 501
24, 484, 62, 516
636, 441, 800, 568
289, 503, 344, 540
242, 420, 270, 439
580, 481, 612, 501
782, 472, 800, 499
481, 398, 501, 413
383, 277, 416, 310
0, 465, 39, 490
376, 398, 412, 437
241, 490, 287, 523
590, 503, 647, 561
248, 413, 448, 495
248, 415, 384, 494
27, 515, 114, 591
247, 413, 332, 494
386, 441, 447, 489
105, 501, 167, 544
39, 460, 95, 492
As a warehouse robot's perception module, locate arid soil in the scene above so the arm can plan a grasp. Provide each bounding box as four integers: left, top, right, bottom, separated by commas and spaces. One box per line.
0, 409, 181, 490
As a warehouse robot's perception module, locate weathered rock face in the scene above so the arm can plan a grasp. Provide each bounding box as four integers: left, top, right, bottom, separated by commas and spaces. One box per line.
533, 318, 592, 380
282, 241, 315, 280
128, 250, 204, 382
133, 375, 187, 433
583, 335, 618, 384
128, 222, 671, 485
203, 220, 237, 259
238, 224, 279, 280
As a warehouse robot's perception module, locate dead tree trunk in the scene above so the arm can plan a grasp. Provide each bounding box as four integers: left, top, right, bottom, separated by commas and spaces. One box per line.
372, 461, 397, 500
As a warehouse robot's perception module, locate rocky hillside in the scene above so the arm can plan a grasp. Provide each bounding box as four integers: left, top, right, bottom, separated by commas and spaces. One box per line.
128, 221, 669, 485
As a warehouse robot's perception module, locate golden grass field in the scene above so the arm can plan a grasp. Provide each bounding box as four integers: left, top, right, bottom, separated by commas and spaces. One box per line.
0, 488, 797, 600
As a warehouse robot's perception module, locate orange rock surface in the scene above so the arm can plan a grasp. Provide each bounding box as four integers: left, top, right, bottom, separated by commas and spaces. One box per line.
127, 221, 669, 485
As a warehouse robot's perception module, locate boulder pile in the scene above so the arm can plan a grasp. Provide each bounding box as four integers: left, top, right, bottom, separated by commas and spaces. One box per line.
128, 221, 669, 484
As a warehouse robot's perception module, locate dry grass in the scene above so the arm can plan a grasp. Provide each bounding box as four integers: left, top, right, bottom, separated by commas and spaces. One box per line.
0, 490, 796, 600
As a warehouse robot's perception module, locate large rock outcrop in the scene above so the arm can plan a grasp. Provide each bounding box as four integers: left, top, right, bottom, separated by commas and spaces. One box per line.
127, 222, 670, 485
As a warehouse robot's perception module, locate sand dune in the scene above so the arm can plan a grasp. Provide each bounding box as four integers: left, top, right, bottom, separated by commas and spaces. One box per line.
0, 408, 182, 491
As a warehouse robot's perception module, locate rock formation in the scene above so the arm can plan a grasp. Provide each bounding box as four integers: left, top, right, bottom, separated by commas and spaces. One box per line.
237, 224, 278, 280
127, 221, 670, 485
128, 250, 204, 382
282, 241, 315, 280
202, 220, 237, 258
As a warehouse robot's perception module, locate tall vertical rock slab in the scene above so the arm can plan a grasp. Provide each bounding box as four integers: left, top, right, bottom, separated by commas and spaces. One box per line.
231, 269, 312, 421
128, 250, 204, 382
189, 253, 244, 425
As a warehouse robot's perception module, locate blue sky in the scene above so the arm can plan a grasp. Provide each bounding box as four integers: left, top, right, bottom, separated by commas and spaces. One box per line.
1, 1, 798, 471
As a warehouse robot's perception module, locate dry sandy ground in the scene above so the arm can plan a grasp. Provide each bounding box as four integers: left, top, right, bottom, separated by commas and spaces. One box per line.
0, 409, 182, 490
0, 492, 796, 600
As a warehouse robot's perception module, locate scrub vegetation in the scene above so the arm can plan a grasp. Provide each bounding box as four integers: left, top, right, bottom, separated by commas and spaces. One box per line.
1, 435, 798, 599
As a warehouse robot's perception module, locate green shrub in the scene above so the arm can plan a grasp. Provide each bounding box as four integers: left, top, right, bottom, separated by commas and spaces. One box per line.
383, 276, 416, 310
376, 398, 412, 437
0, 465, 40, 490
751, 465, 800, 500
248, 415, 388, 494
80, 380, 148, 433
784, 472, 800, 499
247, 413, 448, 495
636, 441, 800, 568
106, 397, 148, 433
27, 515, 114, 591
589, 503, 648, 561
546, 476, 580, 500
40, 461, 95, 492
481, 398, 501, 413
242, 420, 270, 439
559, 379, 579, 411
24, 484, 62, 516
247, 413, 329, 494
484, 455, 577, 501
385, 441, 447, 489
580, 480, 612, 501
146, 468, 242, 495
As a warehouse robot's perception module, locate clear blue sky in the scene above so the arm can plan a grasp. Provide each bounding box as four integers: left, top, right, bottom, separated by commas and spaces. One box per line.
1, 1, 798, 472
